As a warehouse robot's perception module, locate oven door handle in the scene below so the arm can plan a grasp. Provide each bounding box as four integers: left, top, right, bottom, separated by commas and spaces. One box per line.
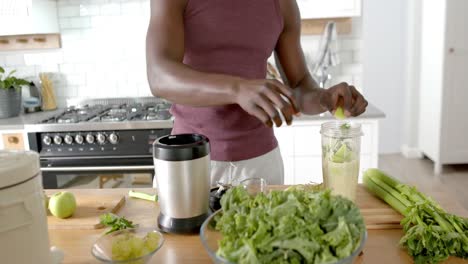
41, 165, 155, 172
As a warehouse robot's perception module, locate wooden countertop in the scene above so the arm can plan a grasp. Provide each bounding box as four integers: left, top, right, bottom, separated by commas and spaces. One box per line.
47, 186, 468, 264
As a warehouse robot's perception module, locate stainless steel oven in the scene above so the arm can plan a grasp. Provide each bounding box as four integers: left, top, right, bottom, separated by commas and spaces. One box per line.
26, 97, 173, 188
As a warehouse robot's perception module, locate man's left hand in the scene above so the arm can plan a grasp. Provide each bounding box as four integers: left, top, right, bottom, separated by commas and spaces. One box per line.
319, 82, 368, 117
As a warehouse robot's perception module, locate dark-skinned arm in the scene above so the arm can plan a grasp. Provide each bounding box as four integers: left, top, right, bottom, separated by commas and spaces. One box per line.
275, 0, 368, 117
146, 0, 299, 127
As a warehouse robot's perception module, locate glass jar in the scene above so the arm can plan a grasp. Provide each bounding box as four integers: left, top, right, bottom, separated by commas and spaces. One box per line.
320, 121, 363, 201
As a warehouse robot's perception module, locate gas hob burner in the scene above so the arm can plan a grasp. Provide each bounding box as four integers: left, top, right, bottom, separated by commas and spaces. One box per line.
100, 115, 126, 122
38, 99, 172, 124
57, 116, 78, 123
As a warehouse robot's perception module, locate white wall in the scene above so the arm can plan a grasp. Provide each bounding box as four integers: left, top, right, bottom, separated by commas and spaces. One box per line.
0, 0, 363, 109
362, 0, 408, 153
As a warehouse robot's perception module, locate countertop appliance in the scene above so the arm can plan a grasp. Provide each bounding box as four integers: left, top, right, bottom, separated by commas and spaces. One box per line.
0, 151, 63, 264
153, 134, 211, 234
25, 97, 173, 189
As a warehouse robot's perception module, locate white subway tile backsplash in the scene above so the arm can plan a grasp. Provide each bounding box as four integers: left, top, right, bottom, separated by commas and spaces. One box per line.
13, 66, 36, 78
341, 64, 363, 74
74, 63, 94, 73
59, 5, 80, 17
100, 3, 121, 16
121, 1, 141, 15
43, 51, 64, 65
91, 16, 121, 28
60, 29, 83, 41
38, 64, 60, 73
330, 75, 353, 86
59, 63, 75, 74
138, 84, 152, 97
339, 39, 362, 51
80, 4, 100, 16
66, 74, 86, 86
5, 54, 25, 66
70, 17, 91, 29
338, 51, 353, 64
24, 53, 45, 66
353, 75, 363, 92
353, 50, 362, 63
59, 18, 72, 29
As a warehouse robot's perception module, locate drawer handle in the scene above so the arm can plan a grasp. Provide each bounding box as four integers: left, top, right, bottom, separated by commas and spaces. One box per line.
33, 37, 47, 43
8, 136, 19, 144
16, 38, 29, 44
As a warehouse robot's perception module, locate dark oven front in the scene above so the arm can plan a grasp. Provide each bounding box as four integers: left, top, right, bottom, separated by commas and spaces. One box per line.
28, 128, 172, 188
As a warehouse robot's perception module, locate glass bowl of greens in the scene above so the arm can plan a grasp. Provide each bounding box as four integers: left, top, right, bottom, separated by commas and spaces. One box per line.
91, 228, 164, 264
200, 186, 367, 264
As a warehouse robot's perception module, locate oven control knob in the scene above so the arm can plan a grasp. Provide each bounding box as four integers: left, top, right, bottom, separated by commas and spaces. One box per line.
43, 136, 52, 146
75, 134, 84, 145
64, 135, 73, 145
96, 133, 106, 145
108, 133, 119, 144
86, 134, 95, 144
53, 135, 63, 145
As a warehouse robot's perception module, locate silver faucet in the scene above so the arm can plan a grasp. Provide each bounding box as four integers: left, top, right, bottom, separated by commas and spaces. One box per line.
311, 21, 340, 88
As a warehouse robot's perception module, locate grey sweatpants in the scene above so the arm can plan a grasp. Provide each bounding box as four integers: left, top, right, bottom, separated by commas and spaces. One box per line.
210, 147, 284, 186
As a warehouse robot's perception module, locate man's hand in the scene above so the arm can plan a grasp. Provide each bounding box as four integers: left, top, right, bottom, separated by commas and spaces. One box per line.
319, 82, 368, 117
235, 79, 300, 127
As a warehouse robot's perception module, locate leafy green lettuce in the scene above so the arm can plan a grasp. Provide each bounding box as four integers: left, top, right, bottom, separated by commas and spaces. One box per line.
215, 186, 365, 263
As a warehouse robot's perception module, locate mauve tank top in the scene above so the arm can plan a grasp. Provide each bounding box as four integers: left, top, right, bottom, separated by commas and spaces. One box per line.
171, 0, 284, 161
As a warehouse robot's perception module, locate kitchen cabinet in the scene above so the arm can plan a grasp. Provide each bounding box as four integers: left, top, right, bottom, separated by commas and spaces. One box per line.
275, 117, 380, 185
0, 0, 59, 36
418, 0, 468, 174
0, 129, 29, 151
297, 0, 361, 19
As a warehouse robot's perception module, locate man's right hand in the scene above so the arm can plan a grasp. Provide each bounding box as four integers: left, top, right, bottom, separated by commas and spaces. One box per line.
235, 79, 299, 127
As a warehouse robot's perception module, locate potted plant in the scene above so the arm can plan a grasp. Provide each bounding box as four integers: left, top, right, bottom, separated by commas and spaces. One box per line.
0, 66, 30, 118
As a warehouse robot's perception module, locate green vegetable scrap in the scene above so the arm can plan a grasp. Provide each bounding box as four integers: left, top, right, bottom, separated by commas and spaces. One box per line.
363, 168, 468, 264
100, 213, 136, 234
215, 186, 366, 263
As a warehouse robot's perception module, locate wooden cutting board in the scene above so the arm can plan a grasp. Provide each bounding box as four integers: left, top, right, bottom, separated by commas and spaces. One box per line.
45, 190, 126, 230
356, 185, 404, 229
269, 185, 404, 230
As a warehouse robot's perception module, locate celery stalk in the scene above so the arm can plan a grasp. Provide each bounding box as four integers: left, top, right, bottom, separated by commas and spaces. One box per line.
363, 168, 468, 263
362, 173, 407, 215
128, 190, 157, 202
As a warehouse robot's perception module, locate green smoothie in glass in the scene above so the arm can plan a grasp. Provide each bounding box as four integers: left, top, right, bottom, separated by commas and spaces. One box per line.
321, 122, 362, 201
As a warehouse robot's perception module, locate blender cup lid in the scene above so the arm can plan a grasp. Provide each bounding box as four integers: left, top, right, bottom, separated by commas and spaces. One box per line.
153, 134, 210, 161
0, 151, 41, 189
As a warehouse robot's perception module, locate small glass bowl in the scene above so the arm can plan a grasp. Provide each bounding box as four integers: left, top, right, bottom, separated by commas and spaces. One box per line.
240, 177, 268, 196
91, 228, 164, 264
200, 210, 367, 264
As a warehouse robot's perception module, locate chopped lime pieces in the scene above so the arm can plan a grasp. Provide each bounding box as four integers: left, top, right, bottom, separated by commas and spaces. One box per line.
111, 232, 160, 261
331, 143, 353, 163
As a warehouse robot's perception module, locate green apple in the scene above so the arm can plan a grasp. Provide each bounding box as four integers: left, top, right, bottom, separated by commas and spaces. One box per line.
334, 106, 346, 120
49, 191, 76, 219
